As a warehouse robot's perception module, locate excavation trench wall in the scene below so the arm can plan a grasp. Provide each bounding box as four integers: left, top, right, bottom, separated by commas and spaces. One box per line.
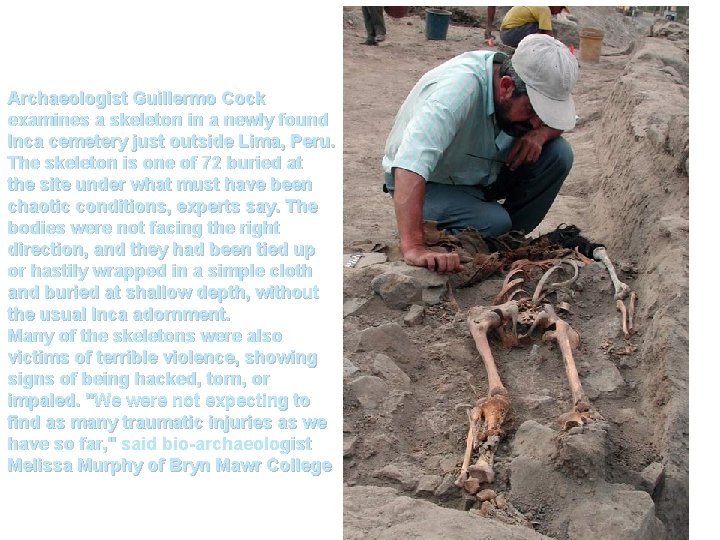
585, 37, 689, 539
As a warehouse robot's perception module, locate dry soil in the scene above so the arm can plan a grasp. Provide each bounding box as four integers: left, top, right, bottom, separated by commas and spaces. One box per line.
342, 7, 688, 539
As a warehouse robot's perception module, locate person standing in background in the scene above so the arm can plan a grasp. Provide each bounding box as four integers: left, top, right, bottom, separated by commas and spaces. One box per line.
485, 6, 497, 40
361, 6, 386, 45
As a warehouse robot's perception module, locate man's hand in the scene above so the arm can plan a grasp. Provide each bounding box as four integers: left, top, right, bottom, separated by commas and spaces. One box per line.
402, 245, 462, 273
393, 168, 463, 273
505, 126, 563, 170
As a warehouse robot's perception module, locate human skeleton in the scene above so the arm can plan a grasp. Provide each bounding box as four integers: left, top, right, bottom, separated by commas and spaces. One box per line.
454, 249, 635, 496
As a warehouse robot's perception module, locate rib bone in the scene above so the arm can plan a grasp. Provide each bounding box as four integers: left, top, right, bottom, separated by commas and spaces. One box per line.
455, 302, 517, 492
532, 259, 579, 304
493, 267, 525, 304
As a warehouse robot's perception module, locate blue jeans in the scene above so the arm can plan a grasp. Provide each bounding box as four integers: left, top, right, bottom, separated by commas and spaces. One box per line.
387, 137, 573, 237
500, 23, 540, 48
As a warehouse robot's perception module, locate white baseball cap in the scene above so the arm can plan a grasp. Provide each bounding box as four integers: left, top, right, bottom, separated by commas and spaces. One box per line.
511, 34, 579, 130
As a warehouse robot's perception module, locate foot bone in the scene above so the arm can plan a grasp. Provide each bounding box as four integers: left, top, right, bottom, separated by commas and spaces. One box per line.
455, 396, 510, 491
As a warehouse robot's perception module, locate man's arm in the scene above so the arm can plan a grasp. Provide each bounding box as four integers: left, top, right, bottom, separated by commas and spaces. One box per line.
393, 168, 462, 273
505, 125, 563, 170
535, 7, 554, 32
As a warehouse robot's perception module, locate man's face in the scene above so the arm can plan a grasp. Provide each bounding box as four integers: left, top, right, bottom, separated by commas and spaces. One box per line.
495, 94, 542, 137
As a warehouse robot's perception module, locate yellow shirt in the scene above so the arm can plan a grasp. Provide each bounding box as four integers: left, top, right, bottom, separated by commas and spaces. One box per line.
501, 6, 554, 31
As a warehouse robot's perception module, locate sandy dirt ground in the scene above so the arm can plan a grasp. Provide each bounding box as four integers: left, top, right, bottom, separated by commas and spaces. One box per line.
342, 7, 688, 539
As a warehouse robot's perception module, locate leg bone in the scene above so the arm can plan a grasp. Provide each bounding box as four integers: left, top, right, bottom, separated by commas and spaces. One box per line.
455, 399, 509, 491
593, 247, 630, 300
616, 299, 630, 339
627, 291, 637, 335
456, 303, 516, 491
466, 302, 517, 393
536, 304, 599, 429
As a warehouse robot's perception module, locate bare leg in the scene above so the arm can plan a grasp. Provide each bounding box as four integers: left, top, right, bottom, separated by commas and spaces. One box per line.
485, 6, 497, 39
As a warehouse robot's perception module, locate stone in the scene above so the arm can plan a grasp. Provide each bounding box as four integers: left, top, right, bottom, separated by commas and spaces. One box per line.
567, 489, 667, 540
464, 477, 481, 495
584, 360, 625, 393
344, 436, 358, 457
422, 286, 447, 305
344, 485, 551, 539
372, 353, 411, 388
415, 474, 442, 495
477, 488, 496, 502
479, 500, 495, 517
363, 265, 447, 307
371, 272, 423, 309
380, 261, 449, 288
344, 297, 370, 317
433, 474, 460, 498
348, 375, 389, 411
509, 421, 577, 513
512, 420, 558, 460
348, 323, 420, 364
372, 463, 419, 492
344, 356, 360, 380
556, 422, 609, 479
639, 462, 664, 494
403, 304, 425, 326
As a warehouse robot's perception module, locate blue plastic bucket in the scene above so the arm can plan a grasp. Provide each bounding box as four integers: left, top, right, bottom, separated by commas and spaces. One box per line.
425, 8, 451, 40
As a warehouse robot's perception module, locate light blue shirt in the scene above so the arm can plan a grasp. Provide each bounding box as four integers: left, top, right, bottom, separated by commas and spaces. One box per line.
383, 51, 515, 189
